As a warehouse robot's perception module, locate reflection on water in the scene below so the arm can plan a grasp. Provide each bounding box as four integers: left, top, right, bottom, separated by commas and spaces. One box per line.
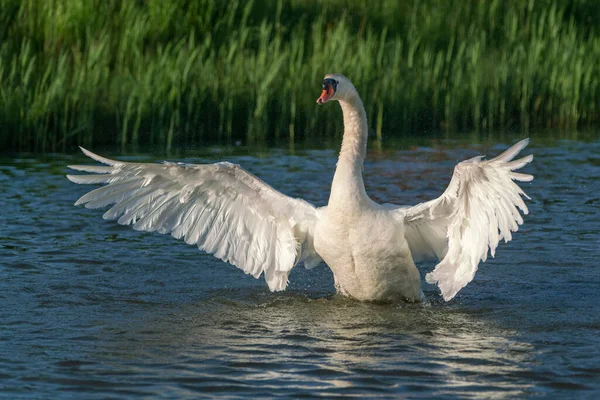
1, 136, 599, 398
93, 291, 534, 397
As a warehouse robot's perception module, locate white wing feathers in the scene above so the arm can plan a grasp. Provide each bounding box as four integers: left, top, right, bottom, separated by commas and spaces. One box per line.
401, 139, 533, 301
67, 147, 322, 291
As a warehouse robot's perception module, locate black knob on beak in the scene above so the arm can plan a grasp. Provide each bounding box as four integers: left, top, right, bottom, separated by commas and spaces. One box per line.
322, 78, 338, 91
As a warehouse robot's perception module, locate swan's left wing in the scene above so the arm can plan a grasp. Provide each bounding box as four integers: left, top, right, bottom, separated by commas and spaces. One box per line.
67, 148, 322, 291
397, 139, 533, 301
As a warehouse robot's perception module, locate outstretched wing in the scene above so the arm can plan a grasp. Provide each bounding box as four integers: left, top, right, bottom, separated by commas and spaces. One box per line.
67, 148, 322, 291
399, 139, 533, 301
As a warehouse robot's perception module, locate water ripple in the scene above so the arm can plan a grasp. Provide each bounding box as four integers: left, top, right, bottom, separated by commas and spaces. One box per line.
1, 139, 599, 398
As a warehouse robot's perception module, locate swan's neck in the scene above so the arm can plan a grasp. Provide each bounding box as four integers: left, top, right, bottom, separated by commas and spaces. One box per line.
329, 97, 369, 208
338, 98, 368, 170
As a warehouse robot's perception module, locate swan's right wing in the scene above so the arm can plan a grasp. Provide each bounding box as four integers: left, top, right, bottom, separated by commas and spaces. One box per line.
397, 139, 533, 301
67, 148, 322, 291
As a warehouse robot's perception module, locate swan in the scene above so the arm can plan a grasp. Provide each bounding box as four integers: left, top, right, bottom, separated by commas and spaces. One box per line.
67, 74, 533, 302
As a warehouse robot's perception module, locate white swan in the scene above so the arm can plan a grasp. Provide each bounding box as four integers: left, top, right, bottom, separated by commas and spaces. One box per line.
67, 74, 533, 302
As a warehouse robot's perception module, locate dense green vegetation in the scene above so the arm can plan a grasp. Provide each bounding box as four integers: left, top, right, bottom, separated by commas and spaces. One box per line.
1, 0, 599, 151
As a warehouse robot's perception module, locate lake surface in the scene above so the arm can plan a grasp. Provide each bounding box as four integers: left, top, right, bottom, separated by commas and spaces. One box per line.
1, 135, 599, 398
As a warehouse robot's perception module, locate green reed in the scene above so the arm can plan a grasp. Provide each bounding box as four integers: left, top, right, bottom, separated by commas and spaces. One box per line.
0, 0, 599, 151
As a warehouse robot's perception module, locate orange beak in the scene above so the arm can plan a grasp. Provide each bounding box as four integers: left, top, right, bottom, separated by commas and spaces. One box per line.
316, 85, 335, 104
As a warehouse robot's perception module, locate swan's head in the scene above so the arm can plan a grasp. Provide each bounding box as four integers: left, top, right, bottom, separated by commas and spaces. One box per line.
316, 74, 356, 104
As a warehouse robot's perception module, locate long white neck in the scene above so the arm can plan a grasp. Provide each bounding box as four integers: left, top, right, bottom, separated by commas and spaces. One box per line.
328, 96, 369, 209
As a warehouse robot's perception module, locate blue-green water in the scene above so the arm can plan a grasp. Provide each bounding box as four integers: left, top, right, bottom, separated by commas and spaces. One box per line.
1, 137, 599, 398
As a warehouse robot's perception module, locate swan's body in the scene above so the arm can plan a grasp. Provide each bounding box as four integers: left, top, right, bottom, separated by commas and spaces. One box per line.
315, 206, 422, 302
67, 74, 533, 302
313, 88, 422, 301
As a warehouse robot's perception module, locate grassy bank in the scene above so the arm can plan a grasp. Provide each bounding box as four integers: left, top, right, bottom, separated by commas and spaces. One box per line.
1, 0, 599, 151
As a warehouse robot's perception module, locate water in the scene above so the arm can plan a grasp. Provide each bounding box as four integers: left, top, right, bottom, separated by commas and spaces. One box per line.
1, 136, 599, 398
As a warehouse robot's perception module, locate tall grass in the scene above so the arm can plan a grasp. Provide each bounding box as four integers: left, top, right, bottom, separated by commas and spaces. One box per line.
1, 0, 599, 151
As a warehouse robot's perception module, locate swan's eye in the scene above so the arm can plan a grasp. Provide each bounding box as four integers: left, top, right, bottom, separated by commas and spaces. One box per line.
322, 78, 338, 92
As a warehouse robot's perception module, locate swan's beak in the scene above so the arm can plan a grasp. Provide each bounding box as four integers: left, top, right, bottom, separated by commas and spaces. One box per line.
317, 85, 335, 105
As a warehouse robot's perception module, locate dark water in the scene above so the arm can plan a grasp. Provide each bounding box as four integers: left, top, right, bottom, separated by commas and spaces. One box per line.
1, 136, 599, 398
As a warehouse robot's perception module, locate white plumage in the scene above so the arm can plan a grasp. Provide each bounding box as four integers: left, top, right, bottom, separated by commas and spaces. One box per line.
68, 149, 320, 291
399, 140, 533, 300
67, 74, 533, 302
